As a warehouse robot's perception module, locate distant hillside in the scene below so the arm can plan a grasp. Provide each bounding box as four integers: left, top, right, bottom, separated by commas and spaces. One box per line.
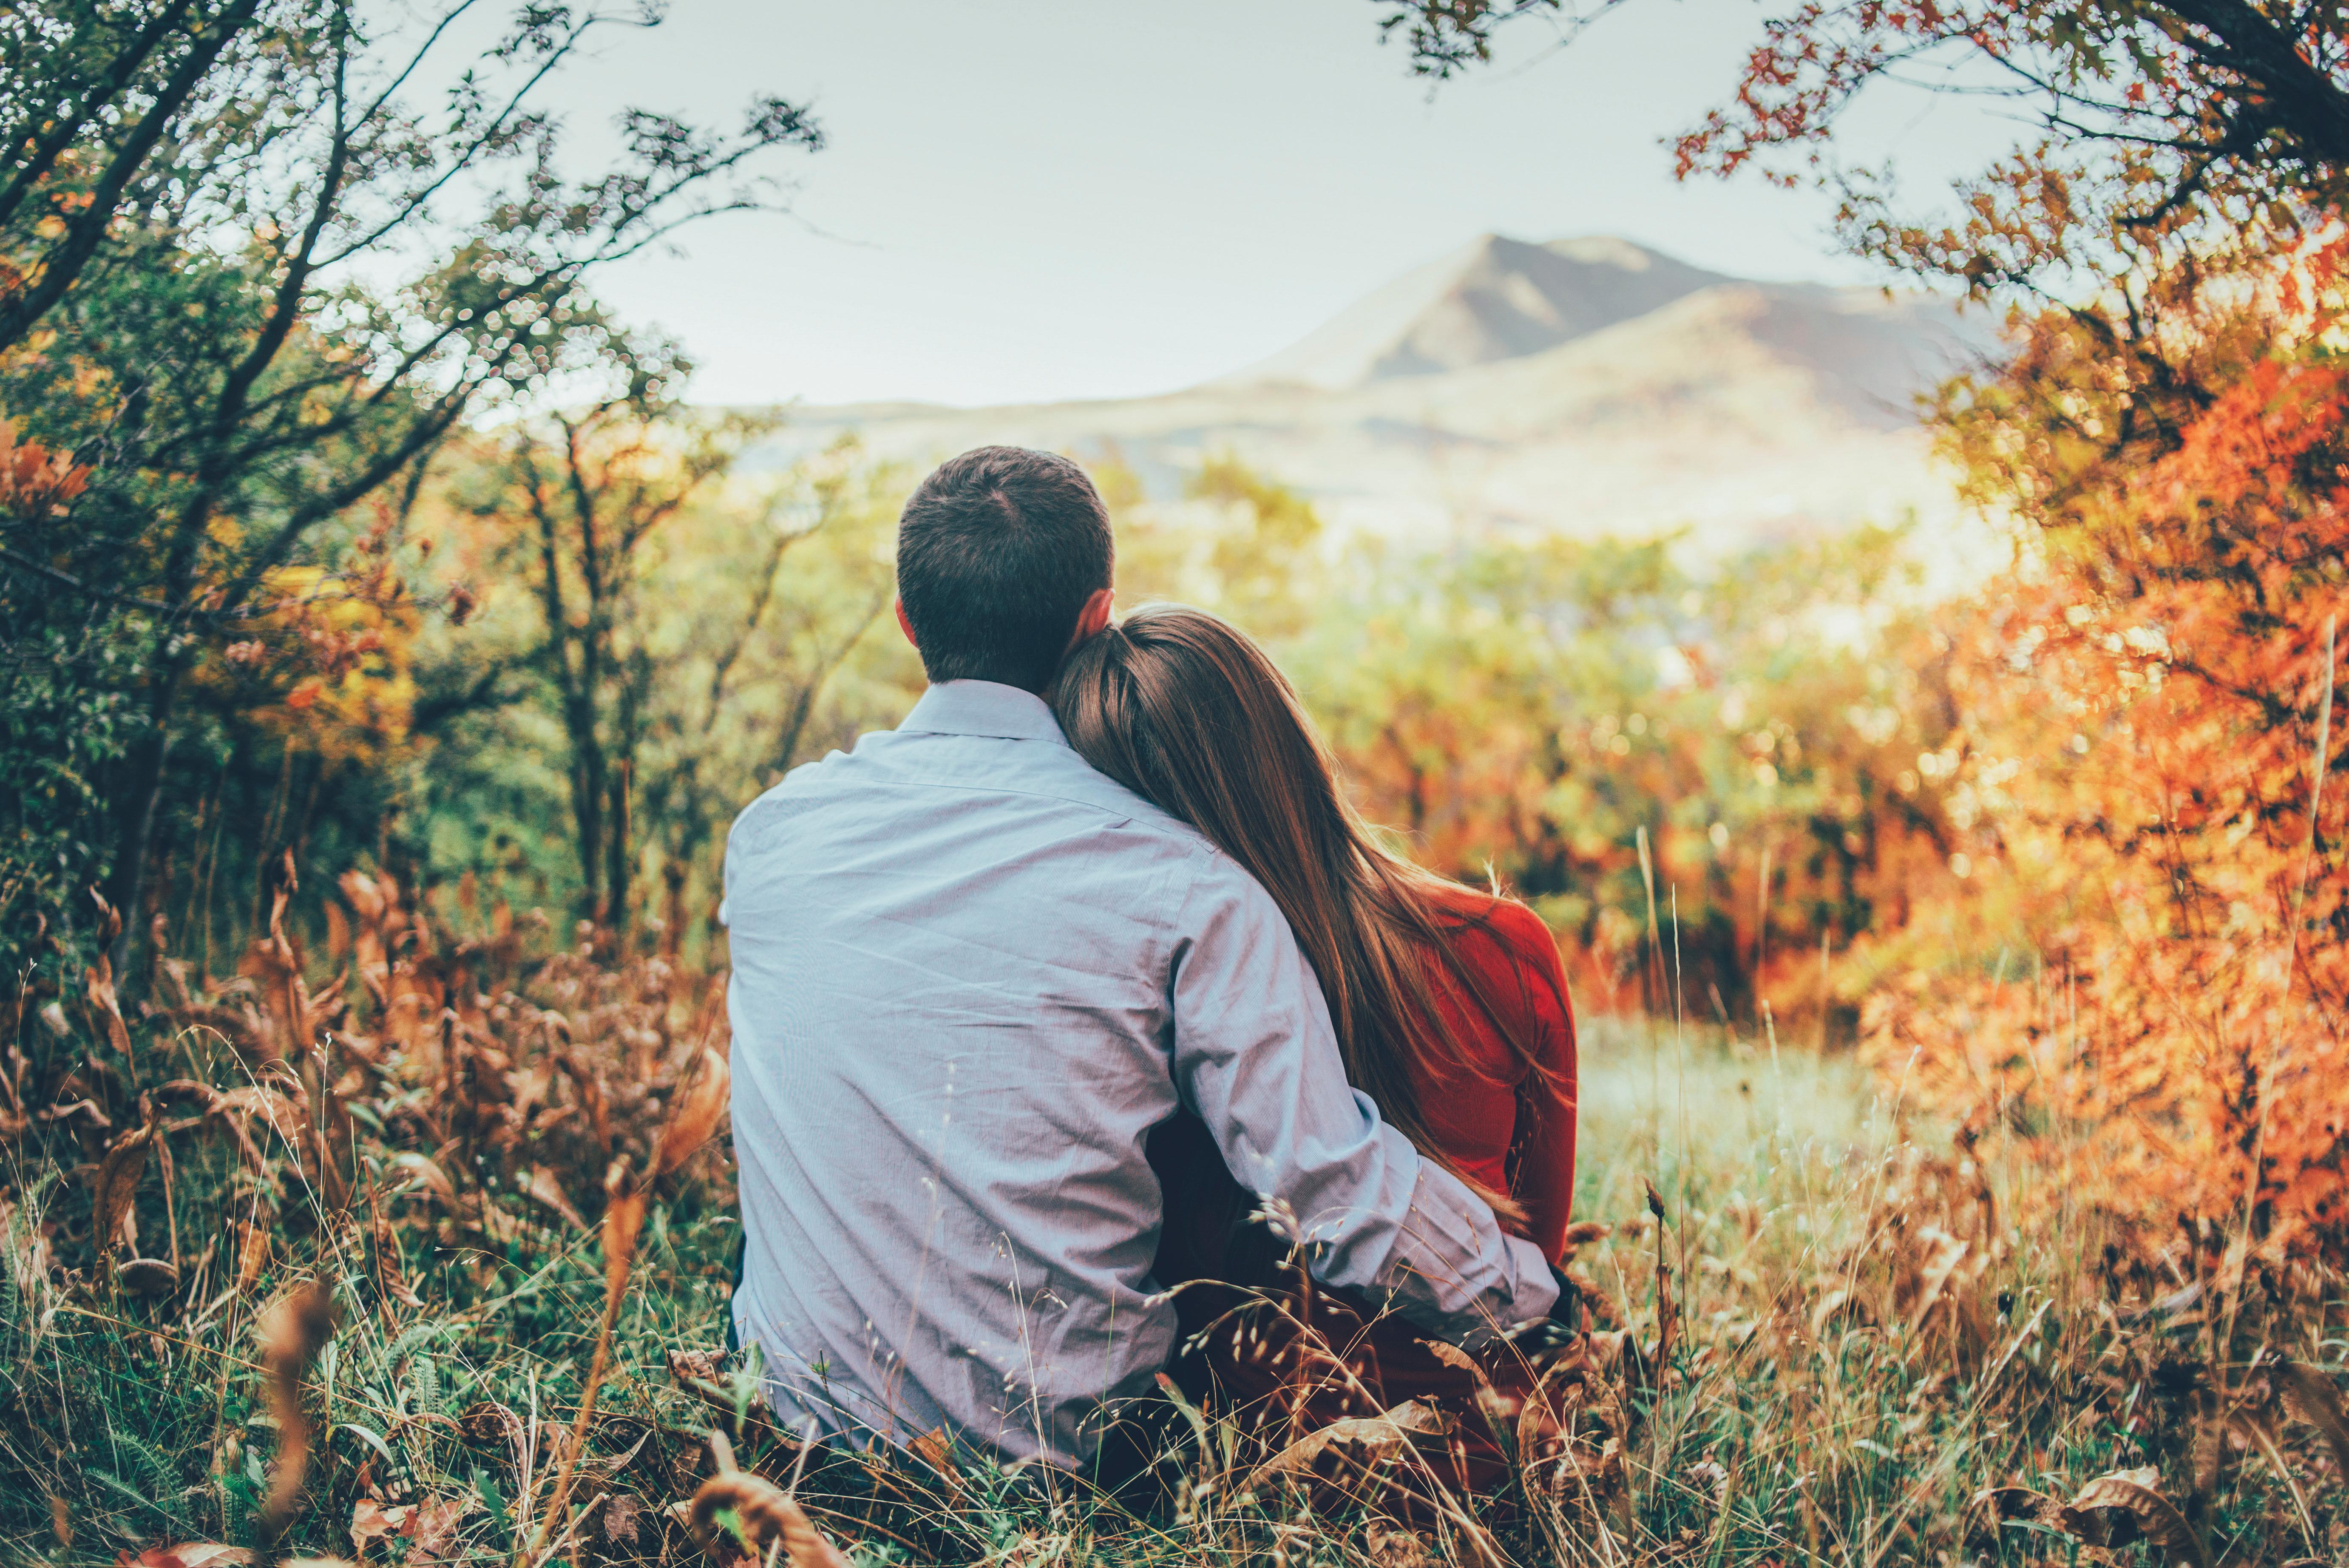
743, 235, 2004, 569
1219, 234, 1736, 388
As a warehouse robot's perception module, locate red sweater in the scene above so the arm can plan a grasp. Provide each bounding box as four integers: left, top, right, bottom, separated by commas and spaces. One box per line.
1409, 888, 1579, 1263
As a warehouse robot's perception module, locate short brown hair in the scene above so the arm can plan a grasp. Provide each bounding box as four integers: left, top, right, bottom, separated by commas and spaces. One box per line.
896, 447, 1114, 692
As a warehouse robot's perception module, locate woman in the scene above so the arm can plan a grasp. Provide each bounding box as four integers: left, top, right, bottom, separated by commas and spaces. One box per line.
1053, 604, 1578, 1485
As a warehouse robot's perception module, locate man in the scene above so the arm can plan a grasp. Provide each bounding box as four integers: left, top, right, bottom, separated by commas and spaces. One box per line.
723, 445, 1556, 1477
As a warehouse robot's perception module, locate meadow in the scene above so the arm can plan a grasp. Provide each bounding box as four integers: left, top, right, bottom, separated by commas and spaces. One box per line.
3, 879, 2341, 1567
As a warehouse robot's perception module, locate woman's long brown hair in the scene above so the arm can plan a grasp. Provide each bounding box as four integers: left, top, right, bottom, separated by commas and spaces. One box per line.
1053, 603, 1551, 1228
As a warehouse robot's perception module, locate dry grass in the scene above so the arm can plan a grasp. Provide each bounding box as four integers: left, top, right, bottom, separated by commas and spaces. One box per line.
0, 888, 2343, 1567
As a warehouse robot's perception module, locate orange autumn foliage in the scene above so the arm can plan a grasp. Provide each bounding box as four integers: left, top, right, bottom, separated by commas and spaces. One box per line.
1866, 246, 2349, 1260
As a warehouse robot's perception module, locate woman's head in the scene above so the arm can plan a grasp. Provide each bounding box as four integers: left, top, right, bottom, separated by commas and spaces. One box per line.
1054, 605, 1350, 908
1054, 605, 1536, 1224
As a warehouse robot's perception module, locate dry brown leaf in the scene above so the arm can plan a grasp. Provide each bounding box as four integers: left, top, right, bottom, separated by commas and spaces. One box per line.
348, 1498, 409, 1551
1419, 1338, 1481, 1377
258, 1280, 340, 1543
90, 1121, 155, 1267
601, 1160, 646, 1298
2278, 1361, 2349, 1480
909, 1426, 966, 1510
403, 1496, 469, 1564
909, 1426, 954, 1474
458, 1401, 525, 1462
2060, 1468, 2210, 1568
235, 1217, 272, 1293
521, 1165, 585, 1229
115, 1548, 253, 1568
652, 1046, 729, 1178
690, 1432, 851, 1568
85, 957, 132, 1060
1242, 1401, 1450, 1491
1363, 1523, 1432, 1568
597, 1493, 641, 1548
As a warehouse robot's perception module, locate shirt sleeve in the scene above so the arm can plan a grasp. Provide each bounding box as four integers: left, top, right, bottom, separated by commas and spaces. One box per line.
1163, 854, 1558, 1343
1492, 902, 1580, 1264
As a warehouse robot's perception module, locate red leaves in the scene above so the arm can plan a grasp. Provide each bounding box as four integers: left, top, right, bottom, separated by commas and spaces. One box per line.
0, 419, 88, 519
1867, 243, 2349, 1260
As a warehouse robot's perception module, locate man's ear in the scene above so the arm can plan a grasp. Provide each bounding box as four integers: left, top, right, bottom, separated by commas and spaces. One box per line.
894, 598, 917, 649
1066, 587, 1114, 652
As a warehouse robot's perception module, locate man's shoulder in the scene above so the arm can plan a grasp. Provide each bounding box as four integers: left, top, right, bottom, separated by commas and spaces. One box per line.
725, 723, 1220, 859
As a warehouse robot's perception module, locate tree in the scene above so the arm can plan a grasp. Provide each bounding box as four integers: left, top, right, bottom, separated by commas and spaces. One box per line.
1388, 0, 2349, 1248
465, 351, 765, 927
0, 1, 823, 970
1384, 1, 2349, 296
0, 1, 263, 355
1864, 241, 2349, 1257
416, 429, 907, 945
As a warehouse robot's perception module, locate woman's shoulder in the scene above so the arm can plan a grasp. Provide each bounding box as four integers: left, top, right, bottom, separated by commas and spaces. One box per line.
1424, 883, 1562, 970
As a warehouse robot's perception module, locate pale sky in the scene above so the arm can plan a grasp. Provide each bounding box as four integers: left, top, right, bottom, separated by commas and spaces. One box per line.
519, 0, 2009, 408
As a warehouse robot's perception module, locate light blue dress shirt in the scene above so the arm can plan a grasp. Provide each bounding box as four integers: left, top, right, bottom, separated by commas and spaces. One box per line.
722, 680, 1556, 1467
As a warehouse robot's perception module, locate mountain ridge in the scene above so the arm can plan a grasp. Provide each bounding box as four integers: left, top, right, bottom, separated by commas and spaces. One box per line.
741, 233, 2000, 573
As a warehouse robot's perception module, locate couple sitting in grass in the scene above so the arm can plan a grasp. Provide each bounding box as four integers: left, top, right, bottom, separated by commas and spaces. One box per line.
720, 445, 1580, 1501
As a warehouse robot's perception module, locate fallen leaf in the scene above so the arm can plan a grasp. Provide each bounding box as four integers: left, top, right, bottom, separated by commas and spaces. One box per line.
2279, 1361, 2349, 1480
1242, 1401, 1451, 1490
521, 1165, 585, 1230
1419, 1338, 1481, 1376
90, 1121, 155, 1265
2058, 1468, 2210, 1568
599, 1493, 641, 1547
404, 1496, 470, 1564
349, 1498, 410, 1550
85, 957, 132, 1059
116, 1548, 254, 1568
652, 1046, 729, 1178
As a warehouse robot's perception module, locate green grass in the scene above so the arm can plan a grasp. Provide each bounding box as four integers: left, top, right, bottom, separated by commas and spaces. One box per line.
2, 1024, 2343, 1566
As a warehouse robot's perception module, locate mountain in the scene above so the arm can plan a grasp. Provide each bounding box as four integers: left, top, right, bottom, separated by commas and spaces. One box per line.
1217, 234, 1734, 388
743, 235, 2002, 568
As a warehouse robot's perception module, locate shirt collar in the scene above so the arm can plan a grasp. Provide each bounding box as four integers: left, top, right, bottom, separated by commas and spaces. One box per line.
897, 681, 1070, 746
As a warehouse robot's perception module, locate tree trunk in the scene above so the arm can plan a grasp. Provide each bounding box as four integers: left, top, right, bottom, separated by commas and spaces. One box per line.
101, 650, 187, 978
605, 757, 631, 937
568, 714, 606, 924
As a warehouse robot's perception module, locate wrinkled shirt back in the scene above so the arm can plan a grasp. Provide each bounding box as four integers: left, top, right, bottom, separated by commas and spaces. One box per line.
723, 681, 1554, 1466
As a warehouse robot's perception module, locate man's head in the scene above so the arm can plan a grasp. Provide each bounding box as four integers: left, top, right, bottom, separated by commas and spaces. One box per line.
895, 446, 1115, 693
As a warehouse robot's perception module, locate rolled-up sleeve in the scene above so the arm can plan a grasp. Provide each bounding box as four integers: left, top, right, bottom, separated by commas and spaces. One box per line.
1164, 855, 1557, 1343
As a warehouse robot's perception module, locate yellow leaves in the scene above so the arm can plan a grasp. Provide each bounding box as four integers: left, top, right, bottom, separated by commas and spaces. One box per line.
193, 564, 421, 766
